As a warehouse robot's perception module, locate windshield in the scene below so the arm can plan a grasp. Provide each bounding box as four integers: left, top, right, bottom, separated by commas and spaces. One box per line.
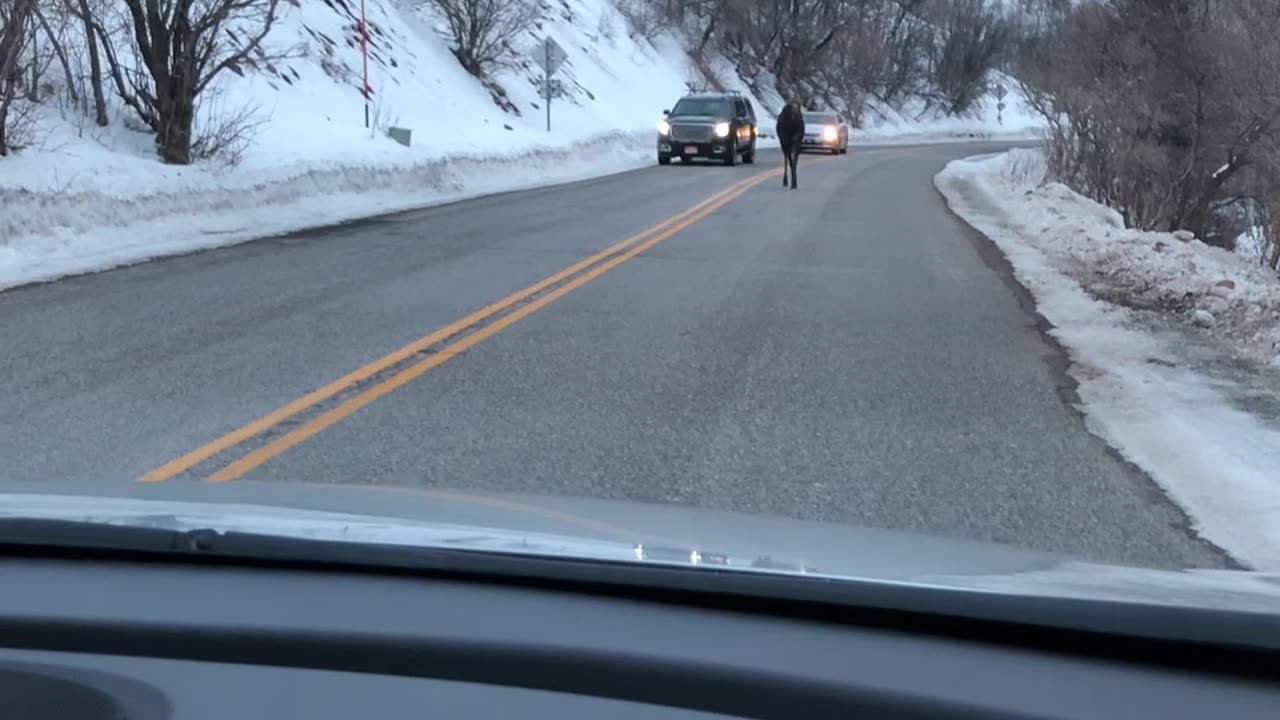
671, 98, 733, 116
3, 0, 1280, 623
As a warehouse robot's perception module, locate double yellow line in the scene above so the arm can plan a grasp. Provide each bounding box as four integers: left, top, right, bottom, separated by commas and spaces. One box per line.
141, 163, 787, 483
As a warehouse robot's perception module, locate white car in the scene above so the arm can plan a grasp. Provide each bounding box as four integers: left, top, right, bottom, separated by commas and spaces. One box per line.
800, 111, 849, 154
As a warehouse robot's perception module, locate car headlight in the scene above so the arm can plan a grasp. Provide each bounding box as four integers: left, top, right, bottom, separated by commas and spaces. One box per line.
658, 120, 671, 135
714, 122, 730, 138
822, 125, 838, 142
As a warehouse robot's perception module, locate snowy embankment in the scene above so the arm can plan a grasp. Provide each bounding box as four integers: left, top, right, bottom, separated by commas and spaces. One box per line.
936, 149, 1280, 571
1, 128, 651, 289
0, 0, 770, 290
853, 77, 1041, 145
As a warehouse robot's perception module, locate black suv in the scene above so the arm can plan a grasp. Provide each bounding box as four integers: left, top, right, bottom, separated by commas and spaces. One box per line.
657, 92, 757, 166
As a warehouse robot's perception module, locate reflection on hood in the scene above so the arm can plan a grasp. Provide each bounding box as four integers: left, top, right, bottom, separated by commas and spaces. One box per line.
2, 490, 1278, 614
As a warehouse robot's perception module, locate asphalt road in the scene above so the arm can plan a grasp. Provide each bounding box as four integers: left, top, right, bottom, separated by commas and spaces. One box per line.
0, 144, 1233, 570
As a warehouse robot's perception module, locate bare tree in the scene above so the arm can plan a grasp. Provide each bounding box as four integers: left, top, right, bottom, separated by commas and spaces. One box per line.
873, 0, 930, 105
1016, 0, 1280, 265
62, 0, 108, 126
662, 0, 940, 115
34, 3, 77, 105
97, 0, 283, 164
616, 0, 664, 42
0, 0, 39, 155
425, 0, 540, 78
927, 0, 1008, 115
191, 87, 265, 165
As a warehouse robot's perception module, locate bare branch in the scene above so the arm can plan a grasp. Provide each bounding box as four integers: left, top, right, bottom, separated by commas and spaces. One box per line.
424, 0, 540, 78
34, 5, 77, 103
0, 0, 40, 155
101, 0, 285, 164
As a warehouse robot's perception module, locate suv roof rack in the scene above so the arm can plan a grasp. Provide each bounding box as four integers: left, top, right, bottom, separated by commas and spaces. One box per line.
682, 90, 744, 98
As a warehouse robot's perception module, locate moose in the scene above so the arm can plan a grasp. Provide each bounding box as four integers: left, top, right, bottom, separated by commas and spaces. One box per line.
775, 99, 805, 190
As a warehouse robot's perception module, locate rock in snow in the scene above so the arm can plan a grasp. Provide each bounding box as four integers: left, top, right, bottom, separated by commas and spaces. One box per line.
1199, 295, 1230, 315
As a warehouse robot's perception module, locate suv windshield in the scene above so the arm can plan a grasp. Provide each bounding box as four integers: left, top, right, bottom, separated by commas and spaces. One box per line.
671, 98, 733, 117
804, 113, 837, 124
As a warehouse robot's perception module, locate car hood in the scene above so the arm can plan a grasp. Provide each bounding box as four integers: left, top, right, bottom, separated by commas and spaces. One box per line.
4, 482, 1279, 613
666, 115, 725, 124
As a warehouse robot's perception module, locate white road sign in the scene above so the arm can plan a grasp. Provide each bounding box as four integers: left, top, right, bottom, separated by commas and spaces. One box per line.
533, 36, 568, 77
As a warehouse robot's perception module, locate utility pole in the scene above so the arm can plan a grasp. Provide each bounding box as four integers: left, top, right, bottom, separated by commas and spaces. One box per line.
545, 40, 551, 132
361, 0, 370, 128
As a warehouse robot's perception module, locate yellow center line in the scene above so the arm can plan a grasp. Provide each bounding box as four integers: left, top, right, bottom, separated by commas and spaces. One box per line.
138, 169, 772, 483
208, 168, 784, 482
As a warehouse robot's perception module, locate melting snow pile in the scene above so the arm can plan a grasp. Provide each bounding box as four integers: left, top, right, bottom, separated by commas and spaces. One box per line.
968, 149, 1280, 367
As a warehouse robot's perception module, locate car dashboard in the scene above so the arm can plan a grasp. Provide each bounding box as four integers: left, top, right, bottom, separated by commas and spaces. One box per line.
1, 547, 1278, 719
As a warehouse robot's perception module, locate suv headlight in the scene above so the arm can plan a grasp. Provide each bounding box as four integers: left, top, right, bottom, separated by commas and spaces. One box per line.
658, 120, 671, 135
822, 125, 838, 142
714, 122, 730, 138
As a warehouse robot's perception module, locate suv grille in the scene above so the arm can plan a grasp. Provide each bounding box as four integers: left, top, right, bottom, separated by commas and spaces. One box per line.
671, 124, 714, 142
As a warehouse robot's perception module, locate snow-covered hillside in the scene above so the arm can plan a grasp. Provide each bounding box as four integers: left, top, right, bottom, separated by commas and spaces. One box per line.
0, 0, 1037, 290
0, 0, 761, 288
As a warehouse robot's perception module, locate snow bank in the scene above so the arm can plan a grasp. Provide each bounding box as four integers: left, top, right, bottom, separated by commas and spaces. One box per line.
936, 149, 1280, 571
1, 128, 651, 289
968, 150, 1280, 364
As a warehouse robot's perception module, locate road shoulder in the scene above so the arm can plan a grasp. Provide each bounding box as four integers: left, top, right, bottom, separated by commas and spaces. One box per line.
936, 149, 1280, 571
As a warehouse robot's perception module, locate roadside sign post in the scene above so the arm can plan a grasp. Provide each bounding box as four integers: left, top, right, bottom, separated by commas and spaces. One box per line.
994, 83, 1007, 126
532, 36, 567, 132
544, 40, 551, 132
360, 0, 370, 128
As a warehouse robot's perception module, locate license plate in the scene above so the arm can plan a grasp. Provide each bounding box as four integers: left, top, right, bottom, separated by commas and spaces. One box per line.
684, 145, 698, 155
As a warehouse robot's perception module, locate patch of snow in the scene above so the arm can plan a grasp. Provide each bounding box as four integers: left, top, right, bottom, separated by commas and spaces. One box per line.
1236, 226, 1269, 260
936, 149, 1280, 572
